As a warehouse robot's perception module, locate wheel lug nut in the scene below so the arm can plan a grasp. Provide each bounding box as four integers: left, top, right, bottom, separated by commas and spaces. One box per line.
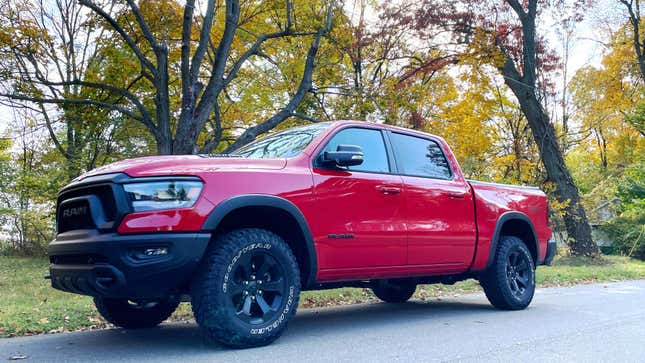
243, 281, 248, 285
258, 290, 263, 295
258, 280, 262, 285
250, 275, 256, 280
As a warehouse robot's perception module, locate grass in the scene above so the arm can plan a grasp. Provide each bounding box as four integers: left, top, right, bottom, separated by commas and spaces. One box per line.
1, 254, 645, 338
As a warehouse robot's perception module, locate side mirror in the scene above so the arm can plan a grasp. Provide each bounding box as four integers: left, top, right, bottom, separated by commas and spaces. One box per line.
320, 144, 364, 167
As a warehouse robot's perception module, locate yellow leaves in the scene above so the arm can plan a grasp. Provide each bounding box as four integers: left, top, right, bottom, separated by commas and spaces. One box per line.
0, 14, 50, 56
434, 96, 492, 163
461, 29, 506, 71
0, 27, 13, 48
550, 198, 572, 219
569, 19, 645, 174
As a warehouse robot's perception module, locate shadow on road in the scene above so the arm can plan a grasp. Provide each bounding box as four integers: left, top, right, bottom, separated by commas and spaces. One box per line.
3, 299, 501, 361
287, 299, 495, 335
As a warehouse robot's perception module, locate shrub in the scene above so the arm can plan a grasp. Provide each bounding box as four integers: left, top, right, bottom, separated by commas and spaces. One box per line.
600, 161, 645, 260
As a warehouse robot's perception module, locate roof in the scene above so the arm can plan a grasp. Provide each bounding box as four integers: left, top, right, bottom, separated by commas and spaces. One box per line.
326, 120, 447, 143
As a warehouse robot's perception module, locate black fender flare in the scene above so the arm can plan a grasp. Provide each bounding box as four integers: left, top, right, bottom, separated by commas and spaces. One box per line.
485, 211, 540, 269
201, 194, 317, 287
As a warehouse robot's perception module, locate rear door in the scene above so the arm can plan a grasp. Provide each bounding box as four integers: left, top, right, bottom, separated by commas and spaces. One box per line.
311, 127, 407, 274
389, 132, 477, 271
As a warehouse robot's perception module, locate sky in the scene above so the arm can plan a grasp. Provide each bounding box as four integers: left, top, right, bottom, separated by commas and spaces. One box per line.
0, 107, 12, 134
0, 0, 622, 138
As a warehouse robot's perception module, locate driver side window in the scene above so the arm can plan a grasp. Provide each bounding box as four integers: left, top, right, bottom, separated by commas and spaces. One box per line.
322, 128, 390, 173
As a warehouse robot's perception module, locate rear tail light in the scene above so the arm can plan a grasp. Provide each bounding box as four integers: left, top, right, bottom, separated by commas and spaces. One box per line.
546, 203, 552, 227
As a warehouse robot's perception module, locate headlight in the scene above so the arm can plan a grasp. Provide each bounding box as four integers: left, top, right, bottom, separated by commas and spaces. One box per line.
123, 180, 203, 212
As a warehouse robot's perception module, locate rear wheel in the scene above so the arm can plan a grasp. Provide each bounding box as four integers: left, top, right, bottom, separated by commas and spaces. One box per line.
191, 228, 301, 348
371, 280, 417, 303
94, 297, 179, 329
480, 235, 535, 310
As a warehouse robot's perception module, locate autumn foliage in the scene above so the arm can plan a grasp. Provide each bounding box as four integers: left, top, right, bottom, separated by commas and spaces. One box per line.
0, 0, 642, 257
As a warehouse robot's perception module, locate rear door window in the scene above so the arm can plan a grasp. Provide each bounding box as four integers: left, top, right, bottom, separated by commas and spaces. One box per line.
390, 133, 452, 179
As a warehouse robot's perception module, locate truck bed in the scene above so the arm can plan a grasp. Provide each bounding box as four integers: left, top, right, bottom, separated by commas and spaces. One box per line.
467, 179, 551, 270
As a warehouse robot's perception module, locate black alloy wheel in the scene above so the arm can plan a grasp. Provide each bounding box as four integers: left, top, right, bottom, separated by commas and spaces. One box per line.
228, 251, 287, 325
506, 249, 531, 299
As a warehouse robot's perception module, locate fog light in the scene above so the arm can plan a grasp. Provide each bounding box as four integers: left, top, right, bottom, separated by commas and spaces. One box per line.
144, 247, 168, 256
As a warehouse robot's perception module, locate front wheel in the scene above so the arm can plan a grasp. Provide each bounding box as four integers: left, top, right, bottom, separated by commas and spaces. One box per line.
191, 228, 301, 348
480, 236, 536, 310
94, 297, 179, 329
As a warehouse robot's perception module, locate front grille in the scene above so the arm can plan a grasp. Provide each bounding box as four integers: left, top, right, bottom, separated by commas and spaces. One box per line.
58, 185, 117, 221
55, 175, 129, 234
57, 198, 94, 232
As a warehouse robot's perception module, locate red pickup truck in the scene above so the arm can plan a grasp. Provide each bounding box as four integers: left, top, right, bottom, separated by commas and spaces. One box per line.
48, 121, 555, 348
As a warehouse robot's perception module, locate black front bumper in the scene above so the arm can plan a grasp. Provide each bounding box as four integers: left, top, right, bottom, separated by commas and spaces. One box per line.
542, 239, 557, 266
48, 230, 211, 299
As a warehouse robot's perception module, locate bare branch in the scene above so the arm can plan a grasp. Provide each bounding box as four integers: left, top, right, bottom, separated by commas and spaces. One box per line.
28, 79, 152, 123
222, 1, 320, 88
38, 102, 67, 157
619, 0, 645, 81
78, 0, 156, 75
190, 0, 241, 129
180, 0, 197, 112
224, 1, 334, 152
190, 0, 217, 82
198, 102, 223, 153
1, 92, 160, 139
505, 0, 527, 22
292, 112, 320, 123
124, 0, 158, 49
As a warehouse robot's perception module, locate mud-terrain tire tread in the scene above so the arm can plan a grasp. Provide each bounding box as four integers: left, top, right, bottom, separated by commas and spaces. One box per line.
191, 228, 301, 348
480, 235, 536, 310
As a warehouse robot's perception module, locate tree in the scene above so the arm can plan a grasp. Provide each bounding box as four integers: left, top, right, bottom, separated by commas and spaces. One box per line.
88, 0, 335, 154
488, 83, 542, 185
0, 0, 141, 178
617, 0, 645, 82
1, 0, 335, 155
382, 0, 598, 255
0, 113, 61, 254
570, 23, 644, 169
627, 102, 645, 135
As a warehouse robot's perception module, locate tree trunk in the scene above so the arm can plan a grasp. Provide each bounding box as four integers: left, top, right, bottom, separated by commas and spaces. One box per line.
508, 84, 598, 256
497, 0, 598, 256
155, 44, 173, 155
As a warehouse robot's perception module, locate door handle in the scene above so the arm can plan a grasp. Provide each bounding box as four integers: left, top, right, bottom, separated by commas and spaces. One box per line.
448, 192, 466, 199
376, 185, 401, 195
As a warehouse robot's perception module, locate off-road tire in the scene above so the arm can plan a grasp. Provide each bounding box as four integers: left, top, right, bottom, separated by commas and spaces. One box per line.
191, 228, 301, 348
94, 297, 179, 329
372, 280, 417, 303
480, 235, 536, 310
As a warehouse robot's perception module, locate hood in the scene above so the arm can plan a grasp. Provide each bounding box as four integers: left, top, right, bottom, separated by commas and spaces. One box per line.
75, 155, 287, 181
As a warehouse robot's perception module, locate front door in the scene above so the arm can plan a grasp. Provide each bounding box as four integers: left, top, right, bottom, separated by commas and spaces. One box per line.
311, 127, 407, 276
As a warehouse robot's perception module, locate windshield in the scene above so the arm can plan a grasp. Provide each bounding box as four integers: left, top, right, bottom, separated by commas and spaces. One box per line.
231, 122, 331, 158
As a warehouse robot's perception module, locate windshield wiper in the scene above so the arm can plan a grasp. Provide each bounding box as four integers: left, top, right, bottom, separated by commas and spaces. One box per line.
197, 153, 243, 158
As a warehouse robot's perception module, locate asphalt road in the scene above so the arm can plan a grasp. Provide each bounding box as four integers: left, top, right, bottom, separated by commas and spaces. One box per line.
2, 280, 645, 362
